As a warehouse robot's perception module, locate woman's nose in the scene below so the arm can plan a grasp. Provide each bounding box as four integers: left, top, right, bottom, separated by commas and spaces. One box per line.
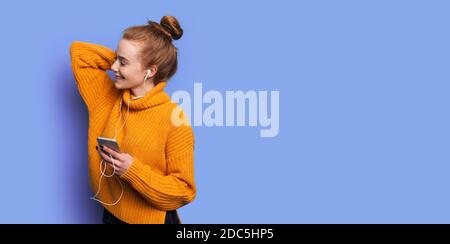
111, 60, 119, 72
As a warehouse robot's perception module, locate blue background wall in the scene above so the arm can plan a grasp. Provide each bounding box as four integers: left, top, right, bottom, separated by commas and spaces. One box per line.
0, 0, 449, 223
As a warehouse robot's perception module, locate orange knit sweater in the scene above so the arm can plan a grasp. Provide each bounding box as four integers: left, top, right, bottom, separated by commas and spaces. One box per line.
70, 41, 196, 224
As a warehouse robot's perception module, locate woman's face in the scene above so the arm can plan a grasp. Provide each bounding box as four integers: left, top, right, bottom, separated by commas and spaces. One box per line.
111, 39, 153, 90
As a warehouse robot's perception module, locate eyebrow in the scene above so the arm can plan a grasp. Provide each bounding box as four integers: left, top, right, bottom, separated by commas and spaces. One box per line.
118, 55, 129, 62
115, 52, 129, 62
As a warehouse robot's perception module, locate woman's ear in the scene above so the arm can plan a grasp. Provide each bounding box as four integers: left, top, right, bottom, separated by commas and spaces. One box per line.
147, 65, 158, 78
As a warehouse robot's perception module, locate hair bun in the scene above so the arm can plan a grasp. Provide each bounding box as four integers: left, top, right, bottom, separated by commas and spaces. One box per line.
159, 16, 183, 40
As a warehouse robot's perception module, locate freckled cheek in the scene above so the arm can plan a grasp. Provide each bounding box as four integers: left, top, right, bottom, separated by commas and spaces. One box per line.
122, 67, 139, 80
123, 69, 140, 83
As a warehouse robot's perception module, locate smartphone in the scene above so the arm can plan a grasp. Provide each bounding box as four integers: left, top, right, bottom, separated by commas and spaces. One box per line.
97, 136, 121, 153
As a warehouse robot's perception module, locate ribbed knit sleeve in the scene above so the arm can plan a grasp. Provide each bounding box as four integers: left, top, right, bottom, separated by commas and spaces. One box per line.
70, 41, 117, 110
120, 123, 196, 211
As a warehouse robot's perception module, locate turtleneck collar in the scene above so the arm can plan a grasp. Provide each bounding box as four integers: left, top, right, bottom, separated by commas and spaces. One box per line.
121, 81, 170, 110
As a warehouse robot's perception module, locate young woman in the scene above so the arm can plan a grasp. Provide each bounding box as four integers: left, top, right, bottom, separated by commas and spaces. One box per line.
70, 16, 196, 224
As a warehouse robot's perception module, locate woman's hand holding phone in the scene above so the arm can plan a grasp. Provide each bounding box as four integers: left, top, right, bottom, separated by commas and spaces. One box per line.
97, 145, 134, 176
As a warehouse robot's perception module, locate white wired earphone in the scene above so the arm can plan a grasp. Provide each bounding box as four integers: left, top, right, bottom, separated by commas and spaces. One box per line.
91, 69, 152, 206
